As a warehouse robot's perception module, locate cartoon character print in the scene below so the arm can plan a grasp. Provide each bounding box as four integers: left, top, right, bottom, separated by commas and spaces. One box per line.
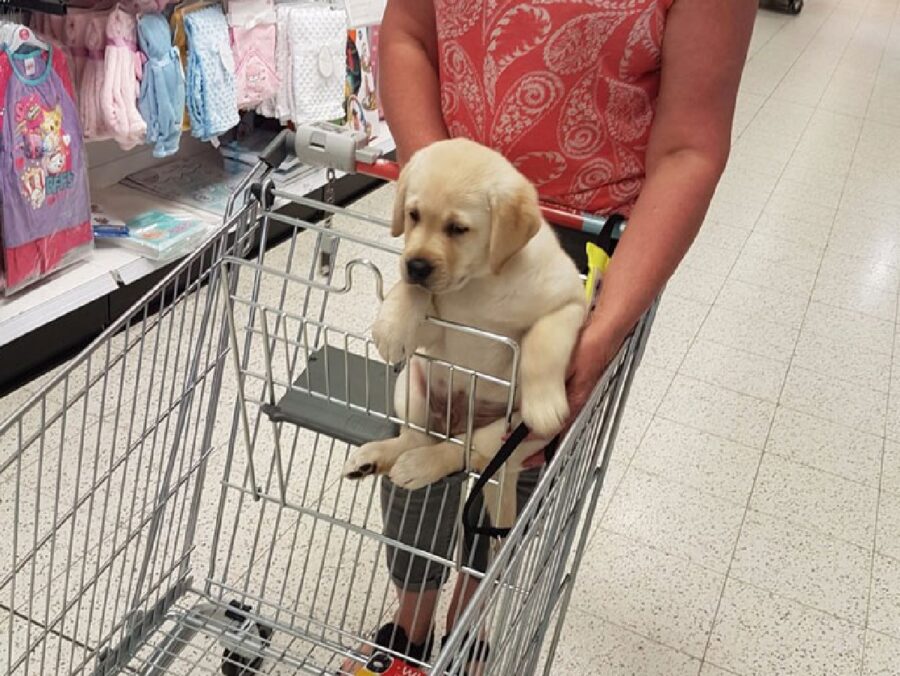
20, 165, 46, 209
15, 95, 45, 161
14, 97, 73, 210
40, 106, 71, 174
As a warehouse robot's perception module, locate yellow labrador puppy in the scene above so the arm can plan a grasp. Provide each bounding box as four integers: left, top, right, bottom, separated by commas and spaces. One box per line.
343, 138, 586, 530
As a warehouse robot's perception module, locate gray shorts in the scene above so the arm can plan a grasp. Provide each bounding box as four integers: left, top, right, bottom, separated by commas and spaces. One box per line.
380, 468, 542, 591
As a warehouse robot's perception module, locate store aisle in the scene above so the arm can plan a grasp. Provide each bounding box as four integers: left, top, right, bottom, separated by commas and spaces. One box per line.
553, 1, 900, 674
1, 1, 899, 675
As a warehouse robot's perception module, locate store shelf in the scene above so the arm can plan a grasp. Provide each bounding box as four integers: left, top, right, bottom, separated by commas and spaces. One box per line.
0, 125, 394, 352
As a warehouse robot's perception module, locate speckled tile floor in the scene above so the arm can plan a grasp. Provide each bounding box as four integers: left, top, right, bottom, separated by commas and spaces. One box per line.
3, 1, 900, 674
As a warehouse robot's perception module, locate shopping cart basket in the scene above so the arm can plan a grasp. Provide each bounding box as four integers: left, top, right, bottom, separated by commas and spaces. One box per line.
0, 127, 657, 676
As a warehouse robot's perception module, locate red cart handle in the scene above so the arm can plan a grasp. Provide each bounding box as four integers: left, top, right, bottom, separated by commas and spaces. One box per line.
355, 157, 602, 234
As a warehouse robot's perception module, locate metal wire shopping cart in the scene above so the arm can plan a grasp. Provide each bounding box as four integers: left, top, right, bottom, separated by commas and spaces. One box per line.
1, 127, 656, 676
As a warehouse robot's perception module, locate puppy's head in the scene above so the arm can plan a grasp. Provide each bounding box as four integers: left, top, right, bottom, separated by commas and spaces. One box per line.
391, 139, 542, 294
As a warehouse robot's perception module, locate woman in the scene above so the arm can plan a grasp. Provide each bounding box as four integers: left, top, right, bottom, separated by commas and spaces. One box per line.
344, 1, 756, 672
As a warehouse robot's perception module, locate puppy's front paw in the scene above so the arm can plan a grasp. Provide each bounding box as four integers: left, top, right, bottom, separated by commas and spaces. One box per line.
521, 384, 570, 438
388, 452, 446, 491
371, 311, 419, 365
343, 445, 384, 480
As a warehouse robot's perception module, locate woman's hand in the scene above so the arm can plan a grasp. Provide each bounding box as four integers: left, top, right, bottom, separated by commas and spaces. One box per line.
521, 319, 626, 470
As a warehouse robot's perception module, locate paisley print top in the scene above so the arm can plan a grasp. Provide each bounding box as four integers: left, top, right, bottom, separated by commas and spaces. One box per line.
435, 0, 675, 216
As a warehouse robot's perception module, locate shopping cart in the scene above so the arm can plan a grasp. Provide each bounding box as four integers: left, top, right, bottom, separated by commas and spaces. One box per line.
0, 127, 656, 676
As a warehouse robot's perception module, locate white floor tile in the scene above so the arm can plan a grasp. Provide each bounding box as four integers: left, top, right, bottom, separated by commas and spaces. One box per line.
818, 250, 900, 295
730, 511, 871, 624
548, 611, 702, 676
862, 630, 900, 676
882, 440, 900, 495
704, 197, 766, 231
666, 265, 727, 306
611, 407, 654, 462
628, 364, 676, 414
632, 417, 761, 506
714, 278, 809, 330
699, 664, 739, 676
766, 407, 884, 488
657, 375, 776, 450
876, 491, 900, 561
802, 301, 896, 356
681, 240, 742, 279
572, 530, 725, 658
868, 553, 900, 640
751, 211, 832, 253
811, 277, 898, 323
779, 365, 887, 436
698, 305, 800, 363
750, 453, 878, 548
680, 339, 788, 403
885, 390, 900, 442
706, 578, 865, 676
728, 251, 819, 299
792, 328, 892, 394
603, 467, 745, 573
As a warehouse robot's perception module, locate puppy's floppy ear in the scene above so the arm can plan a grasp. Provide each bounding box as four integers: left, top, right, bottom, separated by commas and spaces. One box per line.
489, 177, 542, 273
391, 152, 420, 237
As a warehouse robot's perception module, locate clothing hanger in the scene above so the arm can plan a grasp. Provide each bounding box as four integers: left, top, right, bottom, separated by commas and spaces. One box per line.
0, 22, 51, 53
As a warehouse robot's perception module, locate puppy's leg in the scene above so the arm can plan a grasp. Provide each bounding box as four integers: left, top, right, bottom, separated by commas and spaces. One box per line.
389, 417, 547, 503
520, 301, 585, 437
344, 358, 436, 479
480, 467, 520, 532
372, 281, 434, 364
343, 427, 433, 479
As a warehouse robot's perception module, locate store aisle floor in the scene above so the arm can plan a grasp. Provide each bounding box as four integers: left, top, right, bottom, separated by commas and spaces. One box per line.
551, 1, 900, 674
1, 1, 899, 675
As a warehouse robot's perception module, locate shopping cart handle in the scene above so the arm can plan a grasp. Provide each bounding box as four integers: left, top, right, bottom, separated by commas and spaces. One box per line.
258, 129, 294, 169
353, 156, 601, 233
273, 124, 606, 233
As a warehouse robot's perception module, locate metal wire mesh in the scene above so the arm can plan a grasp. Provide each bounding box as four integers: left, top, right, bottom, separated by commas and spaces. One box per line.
1, 164, 654, 676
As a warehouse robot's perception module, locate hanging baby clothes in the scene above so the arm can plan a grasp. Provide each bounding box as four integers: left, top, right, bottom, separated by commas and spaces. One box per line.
0, 45, 92, 295
63, 9, 91, 87
137, 13, 185, 157
184, 4, 239, 141
227, 0, 278, 109
284, 3, 346, 125
256, 2, 290, 121
79, 11, 111, 139
101, 5, 146, 149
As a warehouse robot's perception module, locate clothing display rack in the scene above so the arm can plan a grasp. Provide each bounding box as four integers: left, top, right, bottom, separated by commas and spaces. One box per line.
0, 0, 67, 15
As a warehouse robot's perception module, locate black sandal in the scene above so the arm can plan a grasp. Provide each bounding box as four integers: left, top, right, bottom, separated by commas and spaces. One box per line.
373, 622, 435, 663
441, 633, 490, 676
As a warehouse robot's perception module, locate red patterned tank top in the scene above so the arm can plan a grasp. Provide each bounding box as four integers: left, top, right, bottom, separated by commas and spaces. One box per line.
434, 0, 675, 216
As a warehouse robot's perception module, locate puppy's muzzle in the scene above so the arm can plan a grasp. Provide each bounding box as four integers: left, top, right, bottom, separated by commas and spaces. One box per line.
405, 257, 433, 285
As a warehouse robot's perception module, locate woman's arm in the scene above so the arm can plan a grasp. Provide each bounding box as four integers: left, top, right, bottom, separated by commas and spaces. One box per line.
380, 0, 449, 165
566, 0, 757, 414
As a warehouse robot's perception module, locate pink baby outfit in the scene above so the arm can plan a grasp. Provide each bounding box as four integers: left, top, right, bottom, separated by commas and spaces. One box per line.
230, 23, 278, 109
79, 11, 111, 139
227, 0, 278, 110
101, 5, 146, 149
63, 10, 91, 87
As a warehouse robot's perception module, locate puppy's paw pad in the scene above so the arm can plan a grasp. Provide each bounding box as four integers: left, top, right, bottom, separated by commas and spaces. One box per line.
521, 388, 569, 438
343, 449, 380, 480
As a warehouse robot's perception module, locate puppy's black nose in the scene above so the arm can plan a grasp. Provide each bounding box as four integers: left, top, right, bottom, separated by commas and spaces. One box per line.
406, 258, 433, 284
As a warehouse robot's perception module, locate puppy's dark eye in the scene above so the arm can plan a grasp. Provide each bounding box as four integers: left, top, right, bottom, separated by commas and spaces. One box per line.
408, 208, 420, 224
445, 222, 469, 237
